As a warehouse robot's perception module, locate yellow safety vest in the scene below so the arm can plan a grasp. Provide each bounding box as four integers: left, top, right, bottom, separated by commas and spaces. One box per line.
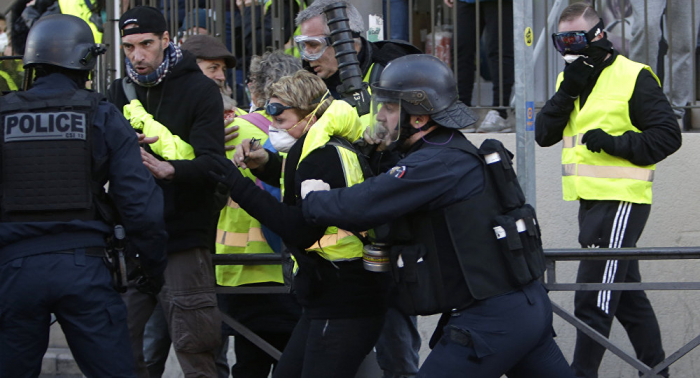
557, 55, 658, 204
0, 70, 18, 91
216, 111, 283, 287
298, 100, 366, 262
58, 0, 102, 43
262, 0, 305, 58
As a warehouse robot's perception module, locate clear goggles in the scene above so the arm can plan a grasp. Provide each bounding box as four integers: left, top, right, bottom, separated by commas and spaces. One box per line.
367, 98, 403, 145
551, 18, 604, 56
294, 35, 333, 61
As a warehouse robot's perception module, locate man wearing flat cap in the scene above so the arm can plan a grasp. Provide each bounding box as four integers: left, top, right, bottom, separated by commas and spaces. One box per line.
182, 34, 245, 129
107, 6, 225, 378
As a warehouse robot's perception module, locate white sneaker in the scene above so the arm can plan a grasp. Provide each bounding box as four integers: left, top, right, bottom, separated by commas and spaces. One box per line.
477, 110, 512, 133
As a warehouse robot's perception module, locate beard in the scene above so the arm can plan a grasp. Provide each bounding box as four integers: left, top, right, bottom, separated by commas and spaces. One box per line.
217, 80, 237, 112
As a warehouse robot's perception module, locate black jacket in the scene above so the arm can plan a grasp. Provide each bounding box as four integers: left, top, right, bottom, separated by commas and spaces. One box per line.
226, 133, 388, 319
535, 51, 681, 166
107, 51, 225, 253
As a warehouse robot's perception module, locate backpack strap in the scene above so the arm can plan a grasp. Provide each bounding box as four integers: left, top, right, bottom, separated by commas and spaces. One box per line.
239, 112, 271, 135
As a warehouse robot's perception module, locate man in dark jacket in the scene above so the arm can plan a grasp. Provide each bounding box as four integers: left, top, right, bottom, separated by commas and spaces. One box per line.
300, 54, 574, 378
107, 6, 225, 378
0, 14, 166, 378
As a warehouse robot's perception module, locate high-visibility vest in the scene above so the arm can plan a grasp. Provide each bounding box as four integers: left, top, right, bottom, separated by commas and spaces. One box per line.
58, 0, 102, 43
297, 100, 365, 262
215, 111, 284, 287
556, 55, 658, 204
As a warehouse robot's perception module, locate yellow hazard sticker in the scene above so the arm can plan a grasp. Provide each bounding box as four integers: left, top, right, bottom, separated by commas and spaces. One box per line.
524, 27, 533, 46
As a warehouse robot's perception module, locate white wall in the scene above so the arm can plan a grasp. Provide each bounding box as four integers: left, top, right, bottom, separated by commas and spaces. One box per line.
413, 132, 700, 378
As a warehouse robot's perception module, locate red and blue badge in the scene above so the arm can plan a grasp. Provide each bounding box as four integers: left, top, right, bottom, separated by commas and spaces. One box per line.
387, 165, 406, 178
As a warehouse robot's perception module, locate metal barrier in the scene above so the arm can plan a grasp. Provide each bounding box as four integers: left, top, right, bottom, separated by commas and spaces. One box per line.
212, 253, 287, 361
544, 246, 700, 378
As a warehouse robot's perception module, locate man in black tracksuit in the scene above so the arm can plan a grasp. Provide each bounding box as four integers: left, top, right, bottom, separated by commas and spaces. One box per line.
535, 3, 681, 377
107, 6, 225, 377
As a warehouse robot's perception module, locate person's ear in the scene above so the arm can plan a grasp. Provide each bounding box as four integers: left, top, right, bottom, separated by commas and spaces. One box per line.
411, 114, 429, 129
162, 31, 171, 48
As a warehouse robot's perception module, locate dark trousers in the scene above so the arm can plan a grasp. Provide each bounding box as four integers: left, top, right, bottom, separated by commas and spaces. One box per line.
455, 0, 514, 109
418, 281, 574, 378
572, 200, 668, 378
0, 252, 136, 378
272, 312, 385, 378
375, 307, 421, 378
230, 332, 291, 378
122, 247, 221, 378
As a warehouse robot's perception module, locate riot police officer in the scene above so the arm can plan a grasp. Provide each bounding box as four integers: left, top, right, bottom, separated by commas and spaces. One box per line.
300, 54, 576, 377
0, 14, 167, 378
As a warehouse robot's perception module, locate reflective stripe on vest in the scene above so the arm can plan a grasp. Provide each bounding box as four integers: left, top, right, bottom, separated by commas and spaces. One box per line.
216, 227, 266, 247
556, 55, 657, 204
298, 107, 365, 262
0, 70, 18, 91
216, 116, 282, 287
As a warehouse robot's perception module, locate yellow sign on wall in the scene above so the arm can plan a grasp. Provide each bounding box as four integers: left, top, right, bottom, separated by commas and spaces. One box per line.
524, 27, 533, 46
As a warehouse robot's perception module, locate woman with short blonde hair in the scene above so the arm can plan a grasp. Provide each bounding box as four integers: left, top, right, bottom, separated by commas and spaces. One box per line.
213, 67, 388, 378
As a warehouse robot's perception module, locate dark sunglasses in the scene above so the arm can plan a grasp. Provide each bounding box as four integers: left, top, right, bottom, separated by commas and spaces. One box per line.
551, 18, 604, 56
265, 101, 295, 116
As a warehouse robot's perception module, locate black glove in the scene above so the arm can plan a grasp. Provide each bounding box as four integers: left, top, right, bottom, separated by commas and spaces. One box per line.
135, 273, 165, 296
581, 128, 616, 154
559, 56, 595, 98
208, 154, 242, 188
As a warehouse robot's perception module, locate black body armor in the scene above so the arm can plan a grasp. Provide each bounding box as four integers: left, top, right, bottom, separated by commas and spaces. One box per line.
0, 89, 112, 223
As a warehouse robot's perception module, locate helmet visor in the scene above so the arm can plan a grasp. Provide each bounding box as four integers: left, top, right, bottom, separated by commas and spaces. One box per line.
294, 35, 332, 61
368, 97, 402, 145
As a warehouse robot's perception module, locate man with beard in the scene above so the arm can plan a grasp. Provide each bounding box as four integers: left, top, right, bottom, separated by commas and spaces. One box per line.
107, 6, 225, 378
536, 3, 681, 377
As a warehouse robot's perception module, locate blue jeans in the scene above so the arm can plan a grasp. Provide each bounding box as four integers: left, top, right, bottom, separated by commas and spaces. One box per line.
382, 0, 409, 41
375, 307, 420, 378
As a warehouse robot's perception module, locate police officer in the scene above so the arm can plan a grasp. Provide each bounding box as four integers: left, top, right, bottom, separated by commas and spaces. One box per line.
0, 14, 167, 378
300, 54, 576, 377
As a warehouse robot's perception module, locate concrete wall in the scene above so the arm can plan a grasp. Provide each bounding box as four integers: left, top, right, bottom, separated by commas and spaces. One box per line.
445, 132, 700, 378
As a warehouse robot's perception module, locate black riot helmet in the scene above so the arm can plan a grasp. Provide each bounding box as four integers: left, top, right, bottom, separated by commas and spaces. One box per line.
23, 14, 106, 70
370, 54, 477, 129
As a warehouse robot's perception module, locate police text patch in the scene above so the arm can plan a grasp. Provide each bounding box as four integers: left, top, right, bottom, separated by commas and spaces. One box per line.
387, 165, 406, 178
4, 112, 87, 142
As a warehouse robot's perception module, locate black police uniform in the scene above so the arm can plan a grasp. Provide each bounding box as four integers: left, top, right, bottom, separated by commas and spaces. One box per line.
303, 128, 575, 377
0, 73, 167, 378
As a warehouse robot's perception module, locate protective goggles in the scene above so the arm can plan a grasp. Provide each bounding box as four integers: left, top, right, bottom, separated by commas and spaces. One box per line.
551, 18, 604, 56
265, 101, 295, 116
294, 35, 333, 61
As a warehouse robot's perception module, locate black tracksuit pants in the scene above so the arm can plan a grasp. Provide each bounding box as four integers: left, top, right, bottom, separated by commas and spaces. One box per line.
571, 200, 668, 378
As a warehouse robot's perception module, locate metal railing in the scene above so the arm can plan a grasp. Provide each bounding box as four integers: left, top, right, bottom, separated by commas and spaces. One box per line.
544, 246, 700, 378
214, 245, 700, 375
212, 253, 287, 361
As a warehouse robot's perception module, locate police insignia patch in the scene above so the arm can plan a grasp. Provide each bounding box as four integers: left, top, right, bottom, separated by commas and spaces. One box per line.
387, 165, 406, 178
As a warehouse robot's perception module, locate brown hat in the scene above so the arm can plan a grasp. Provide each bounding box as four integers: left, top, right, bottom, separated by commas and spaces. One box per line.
181, 35, 236, 68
